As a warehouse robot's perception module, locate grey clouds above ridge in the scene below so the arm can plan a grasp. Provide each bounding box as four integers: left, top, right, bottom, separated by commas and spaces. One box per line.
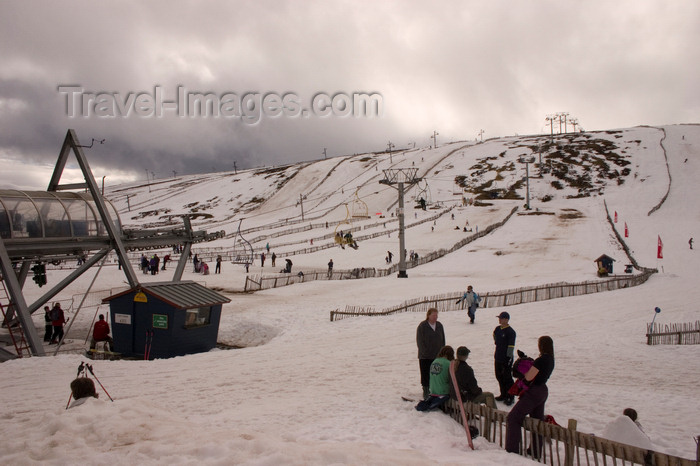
0, 0, 698, 189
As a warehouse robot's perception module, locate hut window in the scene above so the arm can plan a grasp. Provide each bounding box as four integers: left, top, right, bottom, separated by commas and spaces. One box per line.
185, 306, 211, 328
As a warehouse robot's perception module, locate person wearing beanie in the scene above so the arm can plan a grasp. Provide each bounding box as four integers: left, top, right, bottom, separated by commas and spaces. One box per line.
450, 346, 496, 408
493, 311, 516, 405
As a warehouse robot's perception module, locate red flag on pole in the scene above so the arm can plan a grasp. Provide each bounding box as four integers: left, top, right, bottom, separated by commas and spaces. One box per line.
624, 222, 628, 237
614, 211, 618, 223
657, 235, 663, 259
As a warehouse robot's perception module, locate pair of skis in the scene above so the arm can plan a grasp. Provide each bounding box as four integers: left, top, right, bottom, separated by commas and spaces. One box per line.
448, 359, 475, 450
144, 329, 154, 360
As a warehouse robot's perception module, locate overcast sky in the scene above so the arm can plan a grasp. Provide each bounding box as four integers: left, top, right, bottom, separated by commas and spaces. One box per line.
1, 0, 698, 190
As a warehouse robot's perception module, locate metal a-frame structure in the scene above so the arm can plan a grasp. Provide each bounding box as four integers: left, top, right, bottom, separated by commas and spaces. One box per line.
0, 129, 223, 357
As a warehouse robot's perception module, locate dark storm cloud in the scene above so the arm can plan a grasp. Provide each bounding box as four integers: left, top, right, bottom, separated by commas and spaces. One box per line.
1, 0, 698, 189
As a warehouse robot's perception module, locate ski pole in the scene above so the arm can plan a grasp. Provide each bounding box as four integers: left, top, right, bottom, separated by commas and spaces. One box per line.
145, 329, 154, 361
66, 362, 86, 409
86, 363, 114, 402
144, 329, 151, 360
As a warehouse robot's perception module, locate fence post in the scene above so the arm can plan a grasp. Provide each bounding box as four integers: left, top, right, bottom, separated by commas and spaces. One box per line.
565, 418, 577, 466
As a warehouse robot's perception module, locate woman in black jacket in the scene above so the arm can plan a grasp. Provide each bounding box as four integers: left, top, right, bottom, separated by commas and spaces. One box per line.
505, 335, 555, 457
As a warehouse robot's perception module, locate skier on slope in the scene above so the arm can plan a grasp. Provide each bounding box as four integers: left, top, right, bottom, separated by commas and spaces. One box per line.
456, 285, 481, 324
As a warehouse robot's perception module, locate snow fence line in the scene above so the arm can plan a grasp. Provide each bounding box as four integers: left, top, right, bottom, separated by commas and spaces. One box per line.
646, 320, 700, 346
242, 205, 461, 291
331, 198, 661, 322
329, 270, 655, 321
442, 398, 698, 466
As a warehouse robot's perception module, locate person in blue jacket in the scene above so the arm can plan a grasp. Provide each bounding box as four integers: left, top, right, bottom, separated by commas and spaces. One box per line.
456, 285, 481, 324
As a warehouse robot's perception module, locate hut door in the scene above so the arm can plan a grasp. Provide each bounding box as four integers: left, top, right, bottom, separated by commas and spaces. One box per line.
133, 300, 149, 356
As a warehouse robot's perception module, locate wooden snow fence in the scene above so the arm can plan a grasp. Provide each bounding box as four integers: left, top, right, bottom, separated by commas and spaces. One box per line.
245, 268, 378, 291
442, 399, 697, 466
330, 270, 656, 321
646, 321, 700, 346
246, 205, 508, 291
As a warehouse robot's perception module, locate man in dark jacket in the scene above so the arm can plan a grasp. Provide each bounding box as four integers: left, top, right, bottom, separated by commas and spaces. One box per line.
493, 311, 516, 405
43, 306, 53, 342
416, 308, 445, 399
49, 303, 68, 344
450, 346, 496, 408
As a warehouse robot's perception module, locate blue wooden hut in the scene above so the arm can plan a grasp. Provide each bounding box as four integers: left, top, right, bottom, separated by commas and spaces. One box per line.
103, 281, 231, 359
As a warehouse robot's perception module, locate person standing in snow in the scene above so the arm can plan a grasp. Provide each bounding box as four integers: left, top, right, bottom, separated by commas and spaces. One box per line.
193, 254, 199, 273
43, 306, 53, 342
505, 336, 555, 457
416, 308, 446, 400
456, 285, 481, 324
271, 252, 276, 267
449, 346, 497, 408
215, 255, 222, 274
260, 252, 265, 267
162, 254, 170, 271
493, 311, 516, 405
49, 302, 68, 344
327, 258, 334, 278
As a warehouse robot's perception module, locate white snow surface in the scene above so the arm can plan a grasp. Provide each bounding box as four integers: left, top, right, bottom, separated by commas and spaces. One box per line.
2, 125, 699, 465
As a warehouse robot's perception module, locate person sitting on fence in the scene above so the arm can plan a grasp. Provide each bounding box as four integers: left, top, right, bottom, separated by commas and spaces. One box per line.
415, 345, 454, 412
601, 408, 652, 450
505, 335, 555, 458
90, 314, 114, 353
449, 346, 496, 408
68, 377, 98, 409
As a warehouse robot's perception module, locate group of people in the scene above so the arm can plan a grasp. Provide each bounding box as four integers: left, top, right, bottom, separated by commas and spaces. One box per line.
140, 254, 163, 275
192, 254, 209, 275
44, 303, 114, 355
43, 302, 68, 345
415, 304, 555, 456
